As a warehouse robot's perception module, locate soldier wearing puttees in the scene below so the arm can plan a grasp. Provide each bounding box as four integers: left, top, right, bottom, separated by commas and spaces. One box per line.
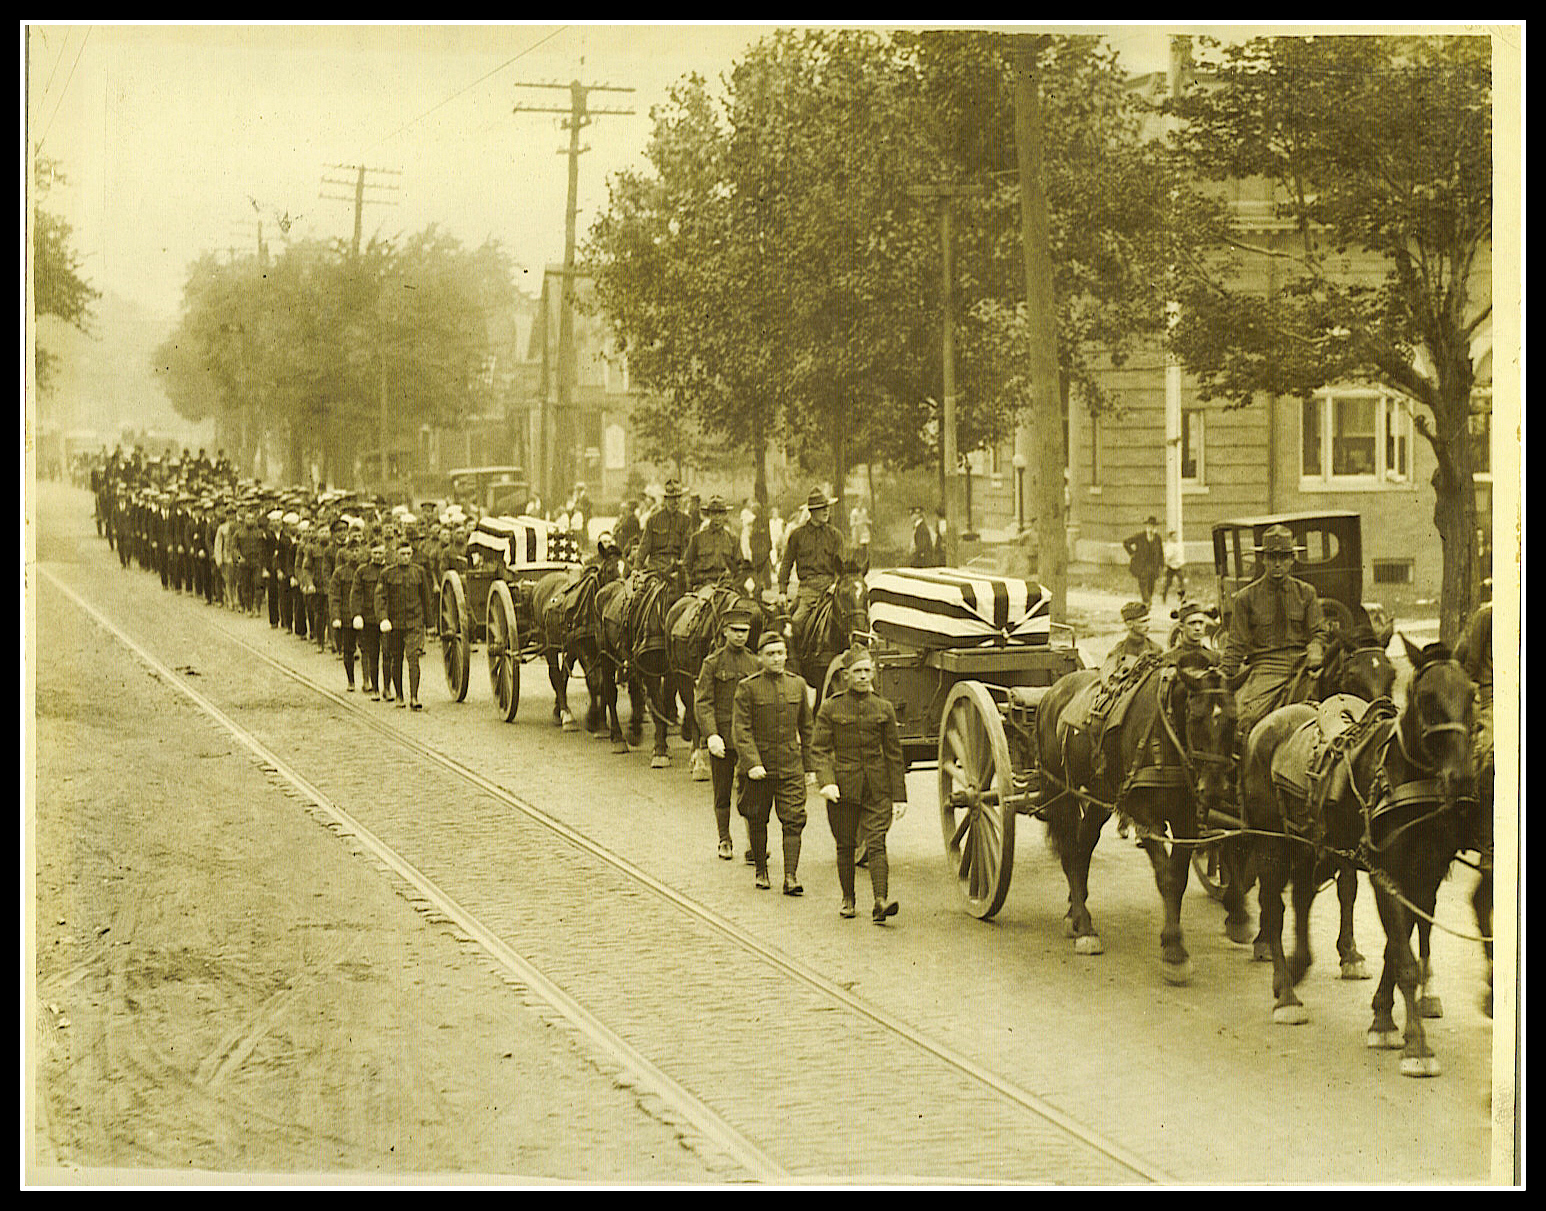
695, 607, 761, 860
375, 541, 434, 710
779, 487, 850, 643
351, 544, 388, 700
330, 539, 361, 690
683, 496, 739, 590
1221, 524, 1330, 740
732, 631, 816, 894
813, 646, 907, 922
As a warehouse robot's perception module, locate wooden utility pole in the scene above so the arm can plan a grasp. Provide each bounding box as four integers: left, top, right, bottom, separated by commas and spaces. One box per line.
322, 163, 400, 490
320, 163, 400, 258
907, 183, 985, 567
513, 81, 635, 505
1012, 37, 1066, 617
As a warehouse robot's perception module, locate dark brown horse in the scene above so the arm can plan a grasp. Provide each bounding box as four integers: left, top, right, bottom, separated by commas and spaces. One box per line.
1242, 637, 1479, 1077
1037, 653, 1236, 984
601, 573, 679, 766
534, 547, 623, 734
789, 563, 871, 710
665, 574, 760, 750
1222, 632, 1399, 974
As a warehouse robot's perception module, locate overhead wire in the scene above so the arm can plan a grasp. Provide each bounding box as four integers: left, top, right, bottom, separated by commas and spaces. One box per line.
34, 25, 92, 154
367, 25, 569, 153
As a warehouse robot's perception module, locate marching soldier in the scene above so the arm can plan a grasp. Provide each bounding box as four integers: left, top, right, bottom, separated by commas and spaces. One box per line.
1221, 524, 1331, 741
695, 606, 760, 861
683, 495, 739, 590
778, 487, 851, 653
375, 537, 434, 711
813, 645, 908, 923
330, 535, 361, 690
351, 541, 388, 700
732, 631, 816, 894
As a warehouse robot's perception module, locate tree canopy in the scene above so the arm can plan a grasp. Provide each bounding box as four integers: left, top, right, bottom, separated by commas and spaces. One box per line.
1167, 34, 1493, 636
31, 156, 100, 396
154, 229, 515, 486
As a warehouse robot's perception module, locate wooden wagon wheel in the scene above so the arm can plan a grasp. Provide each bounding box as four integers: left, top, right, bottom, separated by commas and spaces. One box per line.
938, 681, 1017, 920
486, 579, 521, 722
440, 570, 471, 703
1191, 843, 1229, 902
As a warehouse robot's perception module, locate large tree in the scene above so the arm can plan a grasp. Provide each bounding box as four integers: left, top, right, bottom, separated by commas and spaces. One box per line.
30, 156, 100, 396
1167, 34, 1493, 640
155, 230, 514, 487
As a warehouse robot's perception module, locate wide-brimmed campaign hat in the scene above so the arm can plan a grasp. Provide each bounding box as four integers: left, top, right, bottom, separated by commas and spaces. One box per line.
662, 479, 684, 499
705, 495, 729, 514
1255, 524, 1303, 556
805, 487, 834, 511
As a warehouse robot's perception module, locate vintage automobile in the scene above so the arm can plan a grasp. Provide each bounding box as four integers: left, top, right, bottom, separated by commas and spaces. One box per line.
1210, 510, 1395, 646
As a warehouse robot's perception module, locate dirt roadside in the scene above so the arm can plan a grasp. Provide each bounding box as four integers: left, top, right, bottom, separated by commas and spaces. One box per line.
28, 575, 723, 1183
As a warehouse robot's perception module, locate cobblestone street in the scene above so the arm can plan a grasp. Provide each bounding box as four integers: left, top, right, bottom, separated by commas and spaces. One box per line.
28, 483, 1502, 1183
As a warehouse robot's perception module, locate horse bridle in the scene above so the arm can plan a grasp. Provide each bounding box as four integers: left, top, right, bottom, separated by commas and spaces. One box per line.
1366, 658, 1477, 853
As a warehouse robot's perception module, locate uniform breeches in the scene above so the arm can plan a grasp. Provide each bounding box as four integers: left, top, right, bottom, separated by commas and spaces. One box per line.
740, 772, 806, 875
1236, 658, 1299, 740
827, 795, 895, 901
236, 565, 257, 611
357, 628, 381, 691
710, 749, 747, 843
383, 627, 424, 701
309, 592, 328, 647
338, 623, 357, 685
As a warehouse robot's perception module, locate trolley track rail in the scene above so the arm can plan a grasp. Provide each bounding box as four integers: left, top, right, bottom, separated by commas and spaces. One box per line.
42, 564, 1172, 1184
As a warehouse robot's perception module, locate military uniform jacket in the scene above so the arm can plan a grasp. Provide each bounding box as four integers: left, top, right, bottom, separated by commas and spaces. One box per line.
1163, 636, 1221, 668
1220, 575, 1329, 679
633, 508, 692, 575
329, 558, 357, 621
233, 522, 265, 566
812, 687, 908, 804
733, 669, 814, 778
684, 525, 739, 588
350, 561, 386, 624
694, 643, 760, 742
1456, 603, 1493, 704
779, 521, 849, 595
374, 561, 433, 630
1098, 632, 1164, 680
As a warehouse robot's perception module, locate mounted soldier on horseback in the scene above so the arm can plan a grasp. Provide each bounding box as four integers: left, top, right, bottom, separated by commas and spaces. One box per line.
778, 486, 870, 701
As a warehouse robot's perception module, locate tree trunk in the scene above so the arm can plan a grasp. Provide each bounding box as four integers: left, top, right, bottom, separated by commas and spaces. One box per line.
1013, 39, 1067, 619
1428, 380, 1479, 645
832, 397, 846, 517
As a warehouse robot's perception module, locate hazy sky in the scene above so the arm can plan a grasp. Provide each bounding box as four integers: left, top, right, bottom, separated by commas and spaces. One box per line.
26, 23, 1181, 319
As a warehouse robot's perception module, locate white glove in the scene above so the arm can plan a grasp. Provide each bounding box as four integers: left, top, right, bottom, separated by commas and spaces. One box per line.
380, 619, 392, 633
353, 615, 364, 630
893, 800, 907, 822
748, 765, 767, 781
707, 734, 726, 759
332, 619, 341, 629
820, 784, 840, 802
806, 771, 817, 786
261, 570, 270, 579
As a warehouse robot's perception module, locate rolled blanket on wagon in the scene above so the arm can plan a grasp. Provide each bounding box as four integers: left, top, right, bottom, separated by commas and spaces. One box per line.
868, 568, 1052, 649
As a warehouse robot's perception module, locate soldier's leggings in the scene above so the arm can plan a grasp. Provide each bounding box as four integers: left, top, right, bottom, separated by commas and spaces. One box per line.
310, 592, 328, 649
740, 772, 807, 876
266, 573, 281, 627
236, 565, 257, 612
357, 627, 381, 693
826, 795, 895, 902
337, 624, 357, 687
709, 749, 747, 846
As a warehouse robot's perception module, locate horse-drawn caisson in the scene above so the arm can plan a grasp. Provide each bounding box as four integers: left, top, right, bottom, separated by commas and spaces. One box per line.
438, 514, 590, 722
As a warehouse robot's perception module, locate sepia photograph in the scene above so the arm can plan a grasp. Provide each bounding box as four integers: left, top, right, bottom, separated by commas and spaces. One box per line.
23, 21, 1521, 1187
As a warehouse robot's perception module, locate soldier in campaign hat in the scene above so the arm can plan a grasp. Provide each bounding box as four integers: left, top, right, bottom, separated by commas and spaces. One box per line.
778, 486, 851, 652
1221, 523, 1331, 740
683, 494, 739, 591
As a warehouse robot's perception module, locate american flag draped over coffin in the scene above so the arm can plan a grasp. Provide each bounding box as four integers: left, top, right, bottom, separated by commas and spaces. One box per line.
868, 567, 1052, 649
470, 515, 581, 567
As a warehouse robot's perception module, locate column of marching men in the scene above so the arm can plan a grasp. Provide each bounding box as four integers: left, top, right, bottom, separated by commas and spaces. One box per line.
91, 446, 470, 716
86, 454, 911, 924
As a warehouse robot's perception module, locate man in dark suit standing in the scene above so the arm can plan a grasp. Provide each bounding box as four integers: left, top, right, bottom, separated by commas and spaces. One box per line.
1123, 515, 1165, 607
